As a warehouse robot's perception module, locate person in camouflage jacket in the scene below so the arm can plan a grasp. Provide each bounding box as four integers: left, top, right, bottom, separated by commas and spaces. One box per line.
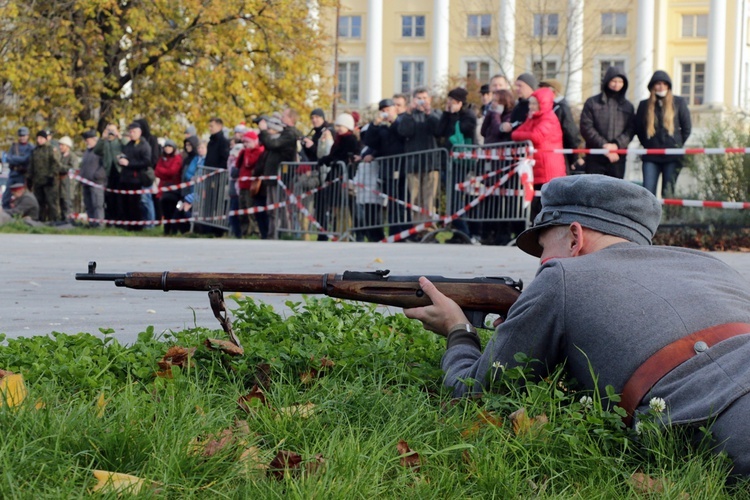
27, 130, 62, 221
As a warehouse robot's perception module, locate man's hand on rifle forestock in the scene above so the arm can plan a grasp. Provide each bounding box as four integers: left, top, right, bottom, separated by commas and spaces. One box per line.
403, 277, 470, 337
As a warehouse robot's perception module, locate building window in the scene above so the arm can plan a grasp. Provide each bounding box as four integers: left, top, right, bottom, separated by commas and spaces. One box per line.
466, 61, 491, 83
682, 14, 708, 37
681, 62, 705, 105
599, 59, 626, 82
467, 14, 492, 38
338, 16, 362, 38
337, 61, 360, 106
601, 12, 627, 36
402, 15, 426, 38
532, 59, 558, 80
533, 13, 559, 37
400, 60, 425, 93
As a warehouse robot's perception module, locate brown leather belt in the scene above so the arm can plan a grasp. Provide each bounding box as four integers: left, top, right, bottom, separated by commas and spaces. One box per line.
619, 322, 750, 427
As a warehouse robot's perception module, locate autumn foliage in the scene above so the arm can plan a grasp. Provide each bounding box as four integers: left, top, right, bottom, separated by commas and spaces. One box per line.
0, 0, 334, 139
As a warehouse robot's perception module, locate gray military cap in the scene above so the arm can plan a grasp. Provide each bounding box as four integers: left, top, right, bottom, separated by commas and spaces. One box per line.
516, 174, 662, 258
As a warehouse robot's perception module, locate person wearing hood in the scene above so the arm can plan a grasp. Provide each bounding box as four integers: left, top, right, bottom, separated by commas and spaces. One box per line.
539, 80, 582, 175
237, 130, 265, 237
512, 86, 567, 220
79, 131, 105, 225
580, 66, 636, 179
155, 139, 183, 235
635, 70, 692, 197
133, 118, 159, 226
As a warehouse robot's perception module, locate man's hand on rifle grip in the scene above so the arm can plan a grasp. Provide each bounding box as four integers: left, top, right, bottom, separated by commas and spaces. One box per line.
403, 277, 470, 337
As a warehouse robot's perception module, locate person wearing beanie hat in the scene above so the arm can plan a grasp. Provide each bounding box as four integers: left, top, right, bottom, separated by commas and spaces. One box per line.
506, 73, 539, 133
184, 125, 197, 139
511, 86, 567, 219
479, 84, 493, 116
539, 80, 582, 175
579, 65, 635, 179
2, 127, 34, 210
436, 86, 479, 242
333, 112, 355, 132
27, 126, 62, 221
404, 174, 750, 476
302, 108, 332, 162
57, 136, 80, 220
635, 70, 692, 197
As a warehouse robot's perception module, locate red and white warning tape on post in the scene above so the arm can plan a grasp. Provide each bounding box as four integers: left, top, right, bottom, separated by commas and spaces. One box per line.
347, 180, 440, 220
537, 147, 750, 156
278, 180, 337, 240
450, 147, 534, 160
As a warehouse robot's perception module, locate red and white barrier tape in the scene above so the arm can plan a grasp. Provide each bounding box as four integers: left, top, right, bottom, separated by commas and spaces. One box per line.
661, 198, 750, 209
452, 147, 750, 159
70, 171, 278, 195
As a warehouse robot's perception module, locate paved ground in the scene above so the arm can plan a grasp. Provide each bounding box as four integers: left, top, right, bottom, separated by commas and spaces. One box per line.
2, 234, 749, 344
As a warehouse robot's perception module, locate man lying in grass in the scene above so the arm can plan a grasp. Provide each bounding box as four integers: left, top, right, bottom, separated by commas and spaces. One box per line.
405, 174, 750, 477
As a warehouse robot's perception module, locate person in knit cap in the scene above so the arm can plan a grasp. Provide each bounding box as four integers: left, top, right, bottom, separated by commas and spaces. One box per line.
508, 73, 538, 131
436, 87, 479, 243
302, 108, 332, 162
316, 113, 360, 238
404, 174, 750, 478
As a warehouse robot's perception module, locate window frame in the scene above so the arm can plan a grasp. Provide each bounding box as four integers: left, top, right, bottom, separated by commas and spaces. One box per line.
677, 59, 706, 106
532, 13, 559, 38
336, 58, 362, 107
530, 55, 561, 81
600, 12, 628, 36
681, 14, 708, 38
338, 15, 362, 39
401, 15, 427, 38
395, 57, 428, 94
467, 13, 492, 38
462, 57, 493, 84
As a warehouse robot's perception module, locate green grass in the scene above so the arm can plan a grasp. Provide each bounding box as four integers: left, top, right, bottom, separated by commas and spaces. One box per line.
0, 297, 747, 498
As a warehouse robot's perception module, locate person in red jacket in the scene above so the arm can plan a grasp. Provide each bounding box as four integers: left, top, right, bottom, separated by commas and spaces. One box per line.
236, 130, 265, 237
511, 86, 566, 219
154, 139, 183, 235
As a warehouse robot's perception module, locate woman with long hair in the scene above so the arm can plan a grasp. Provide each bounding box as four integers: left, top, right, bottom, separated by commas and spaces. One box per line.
635, 71, 692, 197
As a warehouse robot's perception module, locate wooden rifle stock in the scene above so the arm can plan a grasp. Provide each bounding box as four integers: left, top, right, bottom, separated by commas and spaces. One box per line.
76, 262, 522, 328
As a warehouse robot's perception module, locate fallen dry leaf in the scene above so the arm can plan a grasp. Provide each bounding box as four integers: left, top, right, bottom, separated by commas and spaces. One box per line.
0, 373, 27, 408
300, 369, 318, 384
96, 392, 107, 418
397, 440, 421, 471
158, 346, 196, 371
202, 428, 235, 457
189, 420, 254, 458
305, 453, 326, 476
91, 470, 156, 495
509, 408, 548, 436
0, 369, 13, 378
319, 357, 335, 369
630, 472, 665, 494
461, 410, 504, 438
275, 402, 316, 419
238, 446, 269, 477
268, 450, 303, 480
238, 385, 267, 413
204, 338, 244, 356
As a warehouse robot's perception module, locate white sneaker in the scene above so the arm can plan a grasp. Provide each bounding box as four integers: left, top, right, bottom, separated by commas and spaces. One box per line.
470, 236, 481, 246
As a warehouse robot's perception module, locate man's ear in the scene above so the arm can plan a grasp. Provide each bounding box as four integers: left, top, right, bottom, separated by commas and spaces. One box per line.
568, 222, 585, 256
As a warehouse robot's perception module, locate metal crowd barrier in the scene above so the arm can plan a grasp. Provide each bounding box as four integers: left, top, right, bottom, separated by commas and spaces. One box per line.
277, 149, 449, 241
274, 161, 353, 240
446, 141, 533, 243
192, 165, 230, 232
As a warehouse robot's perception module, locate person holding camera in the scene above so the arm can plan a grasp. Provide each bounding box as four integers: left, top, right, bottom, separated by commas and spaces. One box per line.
117, 122, 152, 227
94, 123, 126, 222
397, 88, 442, 230
26, 130, 62, 222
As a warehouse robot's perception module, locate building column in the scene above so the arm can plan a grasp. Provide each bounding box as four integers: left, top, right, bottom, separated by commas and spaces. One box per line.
498, 0, 515, 79
634, 0, 655, 102
705, 0, 727, 107
566, 0, 584, 104
432, 0, 450, 89
365, 0, 383, 107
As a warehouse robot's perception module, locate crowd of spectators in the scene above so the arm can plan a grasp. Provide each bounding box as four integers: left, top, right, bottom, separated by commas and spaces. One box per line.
0, 68, 692, 244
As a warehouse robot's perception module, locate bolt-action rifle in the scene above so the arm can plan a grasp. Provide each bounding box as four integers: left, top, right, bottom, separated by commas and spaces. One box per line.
76, 262, 522, 349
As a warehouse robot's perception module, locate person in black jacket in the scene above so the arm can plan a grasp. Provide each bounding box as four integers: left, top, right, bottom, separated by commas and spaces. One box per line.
435, 87, 479, 244
509, 73, 538, 131
539, 79, 582, 175
301, 108, 332, 162
361, 99, 404, 231
395, 88, 441, 235
205, 117, 230, 169
134, 118, 159, 225
118, 122, 152, 227
579, 66, 636, 179
635, 70, 692, 197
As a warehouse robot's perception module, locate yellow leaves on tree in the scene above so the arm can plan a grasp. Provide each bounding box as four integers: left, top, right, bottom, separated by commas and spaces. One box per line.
0, 0, 335, 137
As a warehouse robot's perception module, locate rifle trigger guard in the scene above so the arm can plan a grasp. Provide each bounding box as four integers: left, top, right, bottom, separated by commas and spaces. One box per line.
208, 288, 242, 349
